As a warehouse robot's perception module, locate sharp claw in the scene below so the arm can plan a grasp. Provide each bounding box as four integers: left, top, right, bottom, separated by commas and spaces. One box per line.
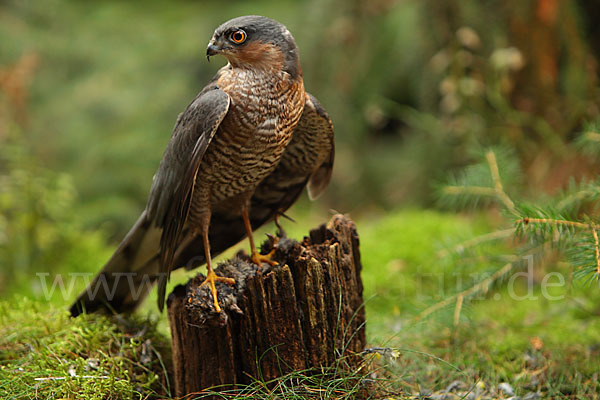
199, 271, 235, 313
280, 213, 296, 223
210, 280, 221, 313
251, 251, 279, 267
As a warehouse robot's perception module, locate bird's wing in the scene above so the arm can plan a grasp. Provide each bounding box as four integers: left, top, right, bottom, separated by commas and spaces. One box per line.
172, 92, 334, 273
253, 92, 335, 210
147, 79, 230, 310
303, 93, 335, 200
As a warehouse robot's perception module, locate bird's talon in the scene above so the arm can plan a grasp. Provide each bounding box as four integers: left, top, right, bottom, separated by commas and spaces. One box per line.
200, 270, 235, 313
251, 250, 279, 267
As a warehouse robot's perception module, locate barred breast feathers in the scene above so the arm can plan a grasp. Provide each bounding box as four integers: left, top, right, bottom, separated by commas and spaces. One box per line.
191, 62, 306, 208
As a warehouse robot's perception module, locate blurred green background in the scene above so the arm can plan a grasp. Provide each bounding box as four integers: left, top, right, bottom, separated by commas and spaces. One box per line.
2, 0, 599, 232
2, 0, 600, 397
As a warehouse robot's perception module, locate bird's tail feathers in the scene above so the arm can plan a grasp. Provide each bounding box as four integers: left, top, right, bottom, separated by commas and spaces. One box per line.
70, 211, 162, 316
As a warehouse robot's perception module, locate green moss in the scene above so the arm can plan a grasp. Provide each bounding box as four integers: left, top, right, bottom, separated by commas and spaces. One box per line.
0, 298, 171, 399
3, 209, 600, 398
357, 209, 493, 337
352, 210, 600, 397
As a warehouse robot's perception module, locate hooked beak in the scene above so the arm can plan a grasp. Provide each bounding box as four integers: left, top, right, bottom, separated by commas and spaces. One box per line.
206, 42, 221, 61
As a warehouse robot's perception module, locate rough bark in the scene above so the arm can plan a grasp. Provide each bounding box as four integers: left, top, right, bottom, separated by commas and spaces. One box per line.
167, 214, 365, 397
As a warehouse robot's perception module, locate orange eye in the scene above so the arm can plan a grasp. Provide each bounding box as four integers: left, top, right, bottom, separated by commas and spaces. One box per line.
230, 30, 247, 44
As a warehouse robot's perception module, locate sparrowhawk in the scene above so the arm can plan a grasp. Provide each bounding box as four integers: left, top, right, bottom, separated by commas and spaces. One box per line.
70, 15, 335, 316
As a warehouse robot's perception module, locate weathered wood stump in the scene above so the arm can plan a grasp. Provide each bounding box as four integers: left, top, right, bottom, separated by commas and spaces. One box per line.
167, 214, 365, 396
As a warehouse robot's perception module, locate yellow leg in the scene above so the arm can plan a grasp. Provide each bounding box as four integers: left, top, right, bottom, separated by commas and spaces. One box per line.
198, 224, 235, 313
242, 207, 278, 267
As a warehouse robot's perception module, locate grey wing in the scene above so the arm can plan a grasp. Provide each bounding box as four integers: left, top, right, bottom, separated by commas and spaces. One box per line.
168, 93, 334, 287
146, 82, 230, 310
147, 82, 229, 225
249, 92, 335, 221
304, 93, 335, 200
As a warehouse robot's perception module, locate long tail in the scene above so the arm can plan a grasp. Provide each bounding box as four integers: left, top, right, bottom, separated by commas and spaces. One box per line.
69, 209, 248, 316
70, 187, 303, 316
70, 211, 162, 316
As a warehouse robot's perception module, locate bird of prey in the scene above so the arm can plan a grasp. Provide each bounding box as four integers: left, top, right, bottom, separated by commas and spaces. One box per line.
70, 15, 335, 316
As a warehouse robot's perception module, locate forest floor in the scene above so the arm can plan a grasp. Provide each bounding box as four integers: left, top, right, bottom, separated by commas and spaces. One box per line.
2, 209, 600, 399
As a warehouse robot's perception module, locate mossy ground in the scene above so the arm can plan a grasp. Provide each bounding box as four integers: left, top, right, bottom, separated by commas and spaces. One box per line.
0, 299, 171, 399
2, 209, 599, 398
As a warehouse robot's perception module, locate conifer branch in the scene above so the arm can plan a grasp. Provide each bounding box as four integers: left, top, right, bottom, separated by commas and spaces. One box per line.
416, 263, 514, 321
592, 228, 600, 275
439, 128, 600, 301
440, 149, 518, 214
485, 150, 516, 214
518, 217, 590, 230
556, 189, 596, 210
437, 228, 515, 258
583, 131, 600, 142
453, 294, 463, 327
443, 186, 498, 198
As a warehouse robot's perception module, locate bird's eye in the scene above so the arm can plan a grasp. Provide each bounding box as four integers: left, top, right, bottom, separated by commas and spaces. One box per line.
229, 30, 247, 44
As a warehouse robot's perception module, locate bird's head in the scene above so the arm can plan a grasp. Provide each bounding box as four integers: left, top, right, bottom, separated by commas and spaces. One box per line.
206, 15, 302, 79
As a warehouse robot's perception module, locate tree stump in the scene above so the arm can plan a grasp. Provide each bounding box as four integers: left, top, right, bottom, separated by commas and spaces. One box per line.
167, 214, 365, 396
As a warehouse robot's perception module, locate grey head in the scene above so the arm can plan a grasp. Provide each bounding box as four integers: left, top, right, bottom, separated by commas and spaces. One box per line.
206, 15, 302, 79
